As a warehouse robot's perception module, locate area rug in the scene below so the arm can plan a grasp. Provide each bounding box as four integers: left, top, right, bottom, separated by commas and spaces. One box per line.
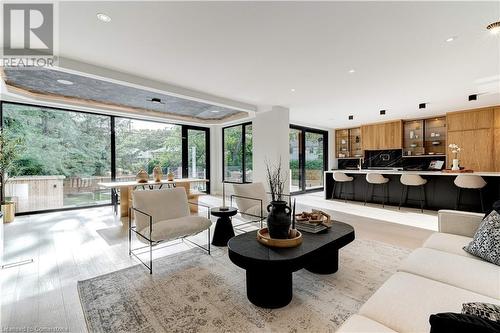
78, 239, 410, 333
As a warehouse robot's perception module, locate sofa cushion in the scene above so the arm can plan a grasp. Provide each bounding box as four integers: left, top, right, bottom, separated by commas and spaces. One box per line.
463, 210, 500, 266
462, 302, 500, 322
398, 248, 500, 299
429, 312, 500, 333
423, 233, 476, 259
336, 314, 397, 333
358, 272, 499, 333
137, 216, 211, 243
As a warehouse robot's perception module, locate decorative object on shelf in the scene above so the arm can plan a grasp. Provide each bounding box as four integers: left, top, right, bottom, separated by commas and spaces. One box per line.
355, 136, 360, 143
432, 141, 440, 145
256, 227, 302, 248
341, 139, 346, 145
152, 166, 162, 182
265, 158, 291, 239
166, 169, 175, 181
410, 143, 417, 148
0, 130, 25, 223
410, 130, 415, 139
449, 143, 462, 171
136, 169, 149, 183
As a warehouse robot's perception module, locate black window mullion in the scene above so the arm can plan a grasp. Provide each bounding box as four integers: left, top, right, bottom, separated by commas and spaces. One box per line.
181, 126, 188, 178
242, 124, 246, 183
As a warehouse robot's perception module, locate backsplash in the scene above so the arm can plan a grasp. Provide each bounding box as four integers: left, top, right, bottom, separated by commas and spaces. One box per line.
363, 149, 403, 169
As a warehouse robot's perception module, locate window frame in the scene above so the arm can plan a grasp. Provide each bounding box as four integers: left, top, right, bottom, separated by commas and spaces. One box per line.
0, 100, 211, 215
289, 124, 328, 194
222, 121, 252, 184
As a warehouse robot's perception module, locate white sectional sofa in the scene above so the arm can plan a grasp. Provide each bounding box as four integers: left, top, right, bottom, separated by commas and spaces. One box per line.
337, 210, 500, 333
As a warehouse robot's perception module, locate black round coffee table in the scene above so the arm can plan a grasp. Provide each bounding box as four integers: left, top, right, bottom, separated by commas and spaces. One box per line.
211, 207, 238, 246
228, 222, 355, 308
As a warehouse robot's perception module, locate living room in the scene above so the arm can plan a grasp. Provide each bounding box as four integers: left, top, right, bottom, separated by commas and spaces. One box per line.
1, 1, 499, 333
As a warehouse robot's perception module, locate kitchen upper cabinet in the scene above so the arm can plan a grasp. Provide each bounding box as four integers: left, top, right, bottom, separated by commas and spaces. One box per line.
447, 129, 493, 172
361, 120, 402, 150
447, 107, 494, 131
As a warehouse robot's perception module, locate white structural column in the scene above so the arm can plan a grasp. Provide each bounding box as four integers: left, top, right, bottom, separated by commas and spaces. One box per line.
252, 106, 291, 194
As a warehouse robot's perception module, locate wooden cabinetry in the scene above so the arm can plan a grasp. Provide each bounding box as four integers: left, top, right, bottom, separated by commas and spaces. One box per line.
335, 127, 362, 158
495, 107, 500, 172
402, 117, 446, 156
447, 108, 493, 131
446, 107, 496, 171
361, 120, 402, 150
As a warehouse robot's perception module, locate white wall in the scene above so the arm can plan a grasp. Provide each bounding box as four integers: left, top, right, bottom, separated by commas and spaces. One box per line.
252, 106, 290, 194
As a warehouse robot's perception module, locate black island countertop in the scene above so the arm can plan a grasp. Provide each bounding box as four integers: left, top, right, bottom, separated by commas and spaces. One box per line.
324, 170, 500, 212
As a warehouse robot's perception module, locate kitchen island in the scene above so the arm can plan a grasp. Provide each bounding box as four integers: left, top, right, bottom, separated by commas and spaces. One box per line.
324, 170, 500, 212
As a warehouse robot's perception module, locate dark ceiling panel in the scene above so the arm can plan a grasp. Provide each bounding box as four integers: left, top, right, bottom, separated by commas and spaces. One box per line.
3, 68, 246, 120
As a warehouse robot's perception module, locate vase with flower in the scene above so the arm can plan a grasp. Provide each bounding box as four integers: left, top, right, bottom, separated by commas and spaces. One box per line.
448, 144, 461, 171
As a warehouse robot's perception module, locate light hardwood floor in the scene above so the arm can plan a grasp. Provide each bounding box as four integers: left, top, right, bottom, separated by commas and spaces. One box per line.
1, 193, 436, 332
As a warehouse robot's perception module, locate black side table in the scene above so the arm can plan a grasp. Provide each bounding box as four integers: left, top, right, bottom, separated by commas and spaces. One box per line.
211, 207, 238, 246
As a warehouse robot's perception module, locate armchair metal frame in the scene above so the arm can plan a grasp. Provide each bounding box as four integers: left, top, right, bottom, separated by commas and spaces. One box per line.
230, 192, 292, 230
128, 201, 211, 274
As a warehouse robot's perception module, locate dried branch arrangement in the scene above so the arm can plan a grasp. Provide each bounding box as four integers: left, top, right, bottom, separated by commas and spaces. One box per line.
266, 157, 287, 202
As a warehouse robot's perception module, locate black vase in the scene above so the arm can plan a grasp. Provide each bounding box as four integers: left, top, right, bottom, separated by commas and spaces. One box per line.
266, 200, 291, 239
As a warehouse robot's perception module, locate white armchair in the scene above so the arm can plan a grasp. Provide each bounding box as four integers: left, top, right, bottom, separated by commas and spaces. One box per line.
231, 182, 291, 228
129, 187, 212, 274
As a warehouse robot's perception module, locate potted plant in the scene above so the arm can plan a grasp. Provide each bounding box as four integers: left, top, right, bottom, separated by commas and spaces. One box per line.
448, 143, 462, 171
0, 130, 24, 223
265, 158, 291, 239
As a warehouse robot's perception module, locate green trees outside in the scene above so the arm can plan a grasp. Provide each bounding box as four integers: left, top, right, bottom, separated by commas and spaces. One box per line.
3, 103, 111, 178
223, 123, 253, 182
3, 104, 208, 180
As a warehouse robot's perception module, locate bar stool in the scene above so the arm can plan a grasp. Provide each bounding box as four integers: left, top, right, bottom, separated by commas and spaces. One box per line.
332, 171, 354, 202
454, 175, 487, 212
364, 173, 390, 207
399, 174, 427, 212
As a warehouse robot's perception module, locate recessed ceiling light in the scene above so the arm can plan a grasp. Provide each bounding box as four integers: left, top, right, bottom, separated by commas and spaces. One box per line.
487, 21, 500, 35
380, 110, 386, 115
150, 97, 162, 104
211, 110, 220, 113
290, 88, 296, 92
348, 69, 355, 74
348, 115, 354, 120
97, 13, 111, 23
445, 36, 457, 42
419, 103, 427, 109
468, 94, 478, 101
56, 79, 73, 85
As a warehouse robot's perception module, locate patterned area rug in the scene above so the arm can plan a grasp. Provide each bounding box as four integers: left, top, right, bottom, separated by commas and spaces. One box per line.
78, 239, 410, 333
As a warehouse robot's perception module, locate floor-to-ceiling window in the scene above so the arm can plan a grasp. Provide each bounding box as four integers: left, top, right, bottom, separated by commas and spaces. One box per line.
115, 118, 183, 180
2, 103, 112, 213
289, 125, 328, 193
223, 122, 252, 183
1, 101, 211, 214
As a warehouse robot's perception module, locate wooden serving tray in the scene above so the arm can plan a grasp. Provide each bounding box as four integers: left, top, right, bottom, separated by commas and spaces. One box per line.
442, 169, 474, 173
256, 228, 303, 248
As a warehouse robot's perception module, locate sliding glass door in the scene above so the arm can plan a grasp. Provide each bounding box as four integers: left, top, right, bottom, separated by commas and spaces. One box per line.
185, 126, 210, 192
289, 125, 328, 193
1, 101, 211, 214
2, 103, 112, 212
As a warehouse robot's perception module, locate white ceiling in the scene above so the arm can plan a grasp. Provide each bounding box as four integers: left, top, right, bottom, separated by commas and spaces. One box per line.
56, 1, 500, 128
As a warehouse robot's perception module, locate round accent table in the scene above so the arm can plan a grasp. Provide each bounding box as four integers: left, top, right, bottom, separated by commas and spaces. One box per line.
210, 207, 238, 246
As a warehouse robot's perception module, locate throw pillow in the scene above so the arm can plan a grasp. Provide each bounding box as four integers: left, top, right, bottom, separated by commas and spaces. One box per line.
463, 210, 500, 265
429, 313, 500, 333
463, 302, 500, 322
